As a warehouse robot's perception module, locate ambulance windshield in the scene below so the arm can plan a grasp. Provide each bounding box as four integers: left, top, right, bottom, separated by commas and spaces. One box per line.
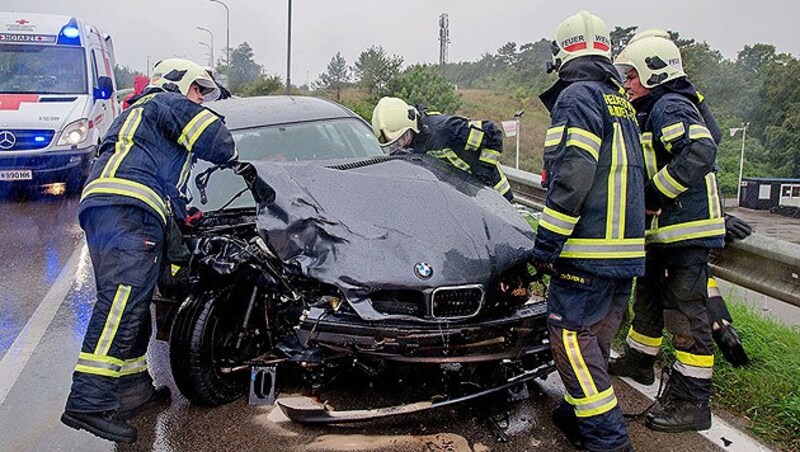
0, 44, 87, 94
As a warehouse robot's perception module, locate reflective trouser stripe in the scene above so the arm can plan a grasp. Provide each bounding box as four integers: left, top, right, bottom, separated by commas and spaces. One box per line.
560, 238, 645, 259
171, 264, 181, 276
493, 169, 511, 195
674, 351, 714, 379
93, 284, 132, 356
642, 132, 658, 180
466, 121, 485, 151
540, 206, 579, 236
689, 124, 713, 140
544, 125, 565, 148
565, 386, 619, 418
653, 166, 687, 199
178, 109, 219, 151
566, 127, 601, 161
75, 352, 147, 378
707, 276, 720, 298
479, 148, 501, 165
706, 173, 722, 218
427, 149, 471, 172
102, 107, 144, 178
82, 177, 168, 224
607, 123, 628, 239
563, 330, 598, 396
626, 328, 662, 356
645, 218, 725, 244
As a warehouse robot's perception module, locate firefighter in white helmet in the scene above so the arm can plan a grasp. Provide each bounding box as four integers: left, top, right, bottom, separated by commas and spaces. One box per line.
535, 10, 644, 451
611, 34, 725, 433
371, 97, 513, 201
61, 58, 238, 443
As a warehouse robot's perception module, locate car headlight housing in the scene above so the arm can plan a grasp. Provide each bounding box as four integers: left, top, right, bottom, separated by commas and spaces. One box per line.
57, 119, 90, 146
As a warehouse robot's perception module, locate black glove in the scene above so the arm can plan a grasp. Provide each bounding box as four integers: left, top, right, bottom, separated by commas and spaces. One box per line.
644, 183, 666, 212
724, 214, 752, 242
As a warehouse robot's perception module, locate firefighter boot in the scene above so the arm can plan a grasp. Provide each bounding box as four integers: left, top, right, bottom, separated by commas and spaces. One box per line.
645, 398, 712, 433
712, 321, 749, 367
608, 348, 655, 385
61, 410, 137, 443
551, 400, 583, 449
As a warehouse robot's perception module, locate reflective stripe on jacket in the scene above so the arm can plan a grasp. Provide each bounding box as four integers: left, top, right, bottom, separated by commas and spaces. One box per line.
640, 92, 724, 248
413, 113, 512, 201
536, 80, 646, 278
79, 89, 237, 223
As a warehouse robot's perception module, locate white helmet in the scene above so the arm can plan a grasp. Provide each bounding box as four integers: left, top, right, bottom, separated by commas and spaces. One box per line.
371, 97, 420, 146
614, 36, 686, 88
548, 10, 611, 73
150, 58, 218, 97
630, 28, 670, 43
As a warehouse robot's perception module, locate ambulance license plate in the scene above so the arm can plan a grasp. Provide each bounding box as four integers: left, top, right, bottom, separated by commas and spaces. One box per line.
0, 170, 33, 181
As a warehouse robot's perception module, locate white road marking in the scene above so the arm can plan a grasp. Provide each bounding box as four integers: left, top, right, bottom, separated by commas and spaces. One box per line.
0, 243, 87, 406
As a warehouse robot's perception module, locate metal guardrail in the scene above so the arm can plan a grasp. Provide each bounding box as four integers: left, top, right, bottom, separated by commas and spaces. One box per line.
502, 165, 800, 308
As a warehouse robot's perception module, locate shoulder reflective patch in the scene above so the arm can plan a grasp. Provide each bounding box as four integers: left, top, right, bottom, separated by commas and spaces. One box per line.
466, 121, 485, 151
689, 124, 713, 141
178, 109, 218, 151
544, 125, 565, 151
660, 122, 685, 144
566, 127, 601, 161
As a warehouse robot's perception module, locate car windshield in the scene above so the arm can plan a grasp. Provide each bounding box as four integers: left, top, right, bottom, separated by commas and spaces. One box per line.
0, 44, 87, 94
189, 117, 384, 211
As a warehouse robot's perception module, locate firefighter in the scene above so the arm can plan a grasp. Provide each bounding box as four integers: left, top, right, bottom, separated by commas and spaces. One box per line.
61, 58, 238, 443
371, 97, 513, 201
534, 11, 645, 451
619, 30, 750, 368
611, 34, 725, 432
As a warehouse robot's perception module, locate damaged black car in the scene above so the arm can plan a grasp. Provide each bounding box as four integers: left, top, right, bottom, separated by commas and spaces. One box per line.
155, 96, 554, 423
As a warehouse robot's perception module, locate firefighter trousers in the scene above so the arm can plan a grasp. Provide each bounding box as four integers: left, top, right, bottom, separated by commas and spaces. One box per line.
65, 205, 163, 413
626, 247, 714, 404
547, 269, 632, 451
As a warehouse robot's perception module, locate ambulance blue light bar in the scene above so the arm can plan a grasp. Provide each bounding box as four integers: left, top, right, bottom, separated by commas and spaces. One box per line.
57, 18, 81, 45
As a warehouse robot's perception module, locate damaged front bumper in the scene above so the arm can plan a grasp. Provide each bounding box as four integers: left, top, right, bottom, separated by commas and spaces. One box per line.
296, 301, 551, 363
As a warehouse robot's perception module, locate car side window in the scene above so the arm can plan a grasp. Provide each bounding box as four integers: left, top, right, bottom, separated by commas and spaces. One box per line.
90, 49, 100, 89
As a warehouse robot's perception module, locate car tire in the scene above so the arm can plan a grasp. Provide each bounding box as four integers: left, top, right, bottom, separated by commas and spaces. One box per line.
169, 290, 250, 407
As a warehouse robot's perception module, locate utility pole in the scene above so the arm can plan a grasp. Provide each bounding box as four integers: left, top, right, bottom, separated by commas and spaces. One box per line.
286, 0, 292, 95
438, 13, 450, 73
514, 110, 525, 169
210, 0, 230, 67
731, 123, 749, 206
197, 26, 214, 68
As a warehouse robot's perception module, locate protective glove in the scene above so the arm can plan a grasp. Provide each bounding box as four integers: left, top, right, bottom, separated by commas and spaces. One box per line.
644, 182, 666, 212
185, 206, 204, 228
724, 214, 752, 242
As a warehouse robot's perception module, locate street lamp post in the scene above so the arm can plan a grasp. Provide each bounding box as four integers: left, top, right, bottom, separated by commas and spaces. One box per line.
730, 122, 749, 207
210, 0, 230, 67
514, 110, 525, 169
197, 26, 215, 68
286, 0, 292, 95
198, 41, 213, 67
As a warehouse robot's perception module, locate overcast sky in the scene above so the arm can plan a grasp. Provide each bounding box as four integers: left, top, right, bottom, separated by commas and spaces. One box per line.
5, 0, 798, 85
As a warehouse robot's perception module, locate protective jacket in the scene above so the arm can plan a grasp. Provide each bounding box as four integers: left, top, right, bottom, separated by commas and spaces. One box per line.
535, 57, 646, 278
79, 87, 238, 224
411, 111, 513, 201
633, 77, 725, 249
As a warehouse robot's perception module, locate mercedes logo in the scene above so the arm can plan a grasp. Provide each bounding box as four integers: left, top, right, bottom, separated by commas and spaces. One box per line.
414, 262, 433, 280
0, 131, 16, 150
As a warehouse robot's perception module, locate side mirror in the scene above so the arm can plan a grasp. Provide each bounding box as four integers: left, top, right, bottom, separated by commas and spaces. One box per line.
94, 76, 114, 100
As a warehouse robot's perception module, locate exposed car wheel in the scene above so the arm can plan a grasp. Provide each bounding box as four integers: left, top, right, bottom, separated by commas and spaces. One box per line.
169, 289, 259, 407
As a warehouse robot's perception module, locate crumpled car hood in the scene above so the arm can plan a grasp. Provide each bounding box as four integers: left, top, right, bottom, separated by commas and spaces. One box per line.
251, 155, 536, 305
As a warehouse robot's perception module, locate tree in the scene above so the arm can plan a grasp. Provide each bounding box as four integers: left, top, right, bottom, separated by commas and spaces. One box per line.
737, 44, 778, 74
113, 65, 142, 89
388, 64, 461, 114
239, 75, 283, 97
353, 46, 403, 101
228, 42, 263, 94
315, 52, 350, 101
610, 26, 638, 59
497, 42, 519, 67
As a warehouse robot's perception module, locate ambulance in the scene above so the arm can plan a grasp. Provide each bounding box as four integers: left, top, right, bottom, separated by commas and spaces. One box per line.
0, 12, 119, 193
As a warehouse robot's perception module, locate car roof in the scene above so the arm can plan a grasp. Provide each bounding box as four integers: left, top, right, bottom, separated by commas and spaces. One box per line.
208, 95, 364, 131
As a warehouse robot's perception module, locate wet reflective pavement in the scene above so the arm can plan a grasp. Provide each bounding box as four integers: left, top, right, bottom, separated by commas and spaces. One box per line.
0, 190, 759, 451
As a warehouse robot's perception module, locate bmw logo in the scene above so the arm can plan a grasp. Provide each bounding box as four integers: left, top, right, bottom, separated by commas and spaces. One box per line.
414, 262, 433, 279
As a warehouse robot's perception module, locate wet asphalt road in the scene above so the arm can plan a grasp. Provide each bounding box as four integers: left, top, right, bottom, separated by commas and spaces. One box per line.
0, 189, 760, 452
